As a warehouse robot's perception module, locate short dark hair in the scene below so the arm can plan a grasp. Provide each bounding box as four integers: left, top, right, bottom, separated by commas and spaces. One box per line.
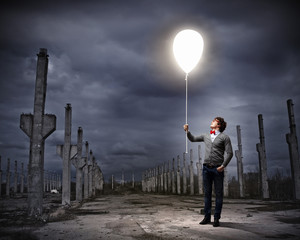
215, 117, 227, 132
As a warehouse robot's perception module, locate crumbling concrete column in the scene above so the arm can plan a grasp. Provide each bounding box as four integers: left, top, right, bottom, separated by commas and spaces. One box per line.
176, 155, 181, 194
71, 127, 86, 202
20, 49, 56, 216
121, 169, 125, 187
20, 163, 24, 194
160, 164, 164, 192
152, 168, 155, 192
286, 99, 300, 200
189, 149, 194, 195
167, 159, 171, 193
88, 151, 93, 197
182, 152, 187, 194
235, 125, 245, 198
163, 163, 167, 192
83, 141, 89, 199
112, 174, 114, 190
132, 172, 135, 188
6, 158, 11, 197
14, 160, 18, 194
171, 158, 176, 194
0, 156, 2, 196
156, 166, 160, 192
224, 168, 229, 197
92, 157, 96, 196
197, 145, 203, 195
57, 104, 76, 205
43, 171, 46, 192
256, 114, 270, 199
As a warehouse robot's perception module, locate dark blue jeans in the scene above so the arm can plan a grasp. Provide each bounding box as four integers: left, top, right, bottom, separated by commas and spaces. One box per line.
203, 165, 224, 220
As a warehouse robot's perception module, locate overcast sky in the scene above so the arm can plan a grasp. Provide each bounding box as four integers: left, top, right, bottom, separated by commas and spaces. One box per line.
0, 0, 299, 182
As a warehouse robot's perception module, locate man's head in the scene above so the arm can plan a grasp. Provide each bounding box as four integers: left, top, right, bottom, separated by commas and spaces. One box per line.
210, 117, 227, 132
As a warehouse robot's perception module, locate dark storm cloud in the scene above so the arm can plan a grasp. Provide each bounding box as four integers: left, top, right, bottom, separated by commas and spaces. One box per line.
0, 0, 299, 180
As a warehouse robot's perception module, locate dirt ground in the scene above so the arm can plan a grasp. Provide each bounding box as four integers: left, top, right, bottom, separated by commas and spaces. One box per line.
1, 192, 300, 240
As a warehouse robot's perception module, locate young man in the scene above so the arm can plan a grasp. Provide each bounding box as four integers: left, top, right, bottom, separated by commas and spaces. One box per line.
183, 117, 233, 227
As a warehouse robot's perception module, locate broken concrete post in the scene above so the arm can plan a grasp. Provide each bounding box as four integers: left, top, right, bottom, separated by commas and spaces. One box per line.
160, 164, 164, 192
88, 150, 93, 197
121, 169, 125, 187
167, 159, 171, 192
20, 163, 24, 194
286, 99, 300, 200
152, 168, 155, 192
182, 152, 187, 194
6, 158, 10, 197
224, 167, 229, 197
163, 163, 167, 192
57, 103, 77, 205
197, 145, 203, 195
176, 155, 181, 194
172, 158, 176, 194
43, 171, 46, 192
235, 125, 245, 198
111, 174, 114, 190
256, 114, 270, 199
0, 156, 2, 196
156, 166, 160, 192
95, 164, 104, 193
20, 49, 56, 216
189, 149, 194, 195
148, 170, 151, 192
132, 172, 135, 188
71, 127, 86, 202
14, 160, 18, 194
83, 141, 89, 199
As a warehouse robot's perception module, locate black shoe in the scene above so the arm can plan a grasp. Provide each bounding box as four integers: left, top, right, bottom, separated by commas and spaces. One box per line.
199, 217, 211, 225
213, 219, 220, 227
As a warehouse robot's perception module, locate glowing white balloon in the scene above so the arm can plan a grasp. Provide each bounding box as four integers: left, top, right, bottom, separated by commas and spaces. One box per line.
173, 29, 204, 73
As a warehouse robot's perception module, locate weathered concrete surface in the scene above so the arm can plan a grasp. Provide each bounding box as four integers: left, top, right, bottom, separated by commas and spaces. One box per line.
1, 194, 299, 240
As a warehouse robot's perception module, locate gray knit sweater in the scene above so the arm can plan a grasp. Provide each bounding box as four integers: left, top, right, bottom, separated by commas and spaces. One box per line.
187, 131, 233, 167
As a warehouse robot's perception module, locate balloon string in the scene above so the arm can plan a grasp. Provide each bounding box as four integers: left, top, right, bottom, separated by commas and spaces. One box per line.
185, 73, 188, 154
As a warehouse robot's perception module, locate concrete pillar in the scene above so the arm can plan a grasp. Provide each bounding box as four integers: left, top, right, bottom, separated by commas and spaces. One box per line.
156, 166, 160, 192
88, 151, 93, 197
121, 169, 125, 187
160, 164, 164, 192
6, 158, 10, 197
43, 171, 46, 192
256, 114, 270, 199
235, 125, 245, 198
167, 159, 171, 193
224, 168, 229, 197
176, 155, 181, 194
83, 141, 89, 199
71, 127, 86, 202
20, 49, 56, 216
132, 172, 135, 188
152, 168, 155, 192
92, 155, 96, 196
13, 160, 18, 194
189, 149, 194, 195
112, 174, 114, 190
20, 163, 24, 194
171, 158, 176, 194
286, 99, 300, 200
0, 157, 1, 195
182, 152, 187, 194
197, 145, 203, 195
57, 104, 77, 205
163, 163, 167, 193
